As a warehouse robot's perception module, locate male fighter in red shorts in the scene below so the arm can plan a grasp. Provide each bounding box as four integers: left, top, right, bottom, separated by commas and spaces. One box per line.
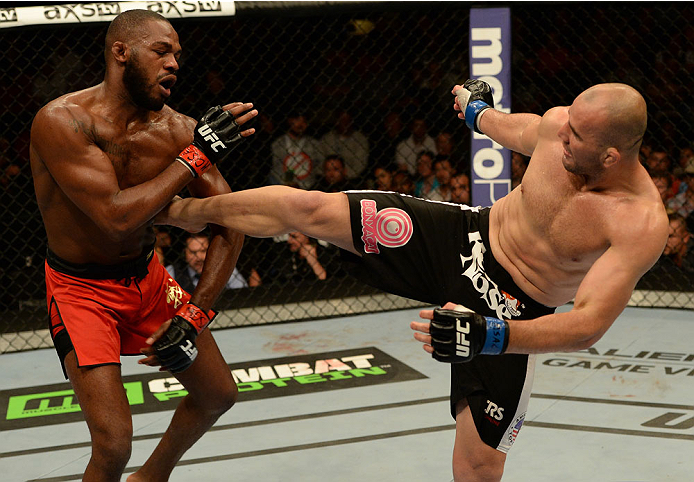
30, 9, 256, 481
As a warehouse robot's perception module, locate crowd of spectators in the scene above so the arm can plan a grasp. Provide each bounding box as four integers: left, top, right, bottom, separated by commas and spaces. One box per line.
642, 142, 694, 274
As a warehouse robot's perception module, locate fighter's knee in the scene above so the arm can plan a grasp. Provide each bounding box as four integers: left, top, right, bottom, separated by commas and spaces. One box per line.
194, 379, 238, 416
285, 189, 327, 219
91, 426, 133, 467
452, 456, 504, 482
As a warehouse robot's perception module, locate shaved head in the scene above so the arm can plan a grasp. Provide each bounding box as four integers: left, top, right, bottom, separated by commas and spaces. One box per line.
104, 9, 170, 60
576, 83, 647, 156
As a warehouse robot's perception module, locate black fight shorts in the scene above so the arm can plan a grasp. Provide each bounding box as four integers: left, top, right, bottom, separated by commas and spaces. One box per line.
341, 191, 555, 453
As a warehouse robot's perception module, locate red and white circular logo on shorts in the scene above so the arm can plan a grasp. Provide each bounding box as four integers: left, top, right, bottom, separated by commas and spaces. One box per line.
360, 199, 413, 254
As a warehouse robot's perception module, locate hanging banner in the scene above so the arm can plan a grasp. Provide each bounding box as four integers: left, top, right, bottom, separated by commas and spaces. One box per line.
469, 7, 512, 207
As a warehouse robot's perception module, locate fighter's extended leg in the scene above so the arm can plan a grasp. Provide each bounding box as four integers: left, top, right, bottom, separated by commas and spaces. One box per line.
64, 353, 133, 482
127, 329, 237, 481
452, 399, 507, 482
157, 186, 357, 254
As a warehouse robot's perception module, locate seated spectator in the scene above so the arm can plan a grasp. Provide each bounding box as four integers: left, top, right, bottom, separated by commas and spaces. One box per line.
667, 172, 694, 219
425, 156, 456, 202
373, 164, 394, 191
319, 110, 369, 181
395, 115, 437, 175
413, 150, 438, 198
678, 145, 694, 176
270, 112, 322, 189
314, 155, 356, 192
450, 173, 471, 205
393, 171, 415, 195
651, 170, 675, 205
166, 233, 250, 292
660, 214, 694, 272
370, 111, 406, 169
435, 131, 464, 165
511, 151, 530, 189
645, 148, 672, 173
249, 232, 336, 284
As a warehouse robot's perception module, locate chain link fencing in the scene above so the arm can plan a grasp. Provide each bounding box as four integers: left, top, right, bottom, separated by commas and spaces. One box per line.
1, 2, 692, 353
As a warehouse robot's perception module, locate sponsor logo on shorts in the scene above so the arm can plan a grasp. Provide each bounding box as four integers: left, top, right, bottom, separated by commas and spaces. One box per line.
460, 231, 525, 319
166, 279, 185, 309
484, 399, 505, 425
508, 413, 525, 446
359, 199, 413, 254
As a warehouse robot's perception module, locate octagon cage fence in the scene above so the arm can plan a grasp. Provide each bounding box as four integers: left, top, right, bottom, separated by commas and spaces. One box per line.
1, 1, 692, 353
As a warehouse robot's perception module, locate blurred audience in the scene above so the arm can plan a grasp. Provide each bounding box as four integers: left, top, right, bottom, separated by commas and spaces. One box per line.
425, 156, 456, 202
270, 112, 322, 189
373, 164, 394, 191
450, 173, 471, 205
395, 115, 437, 175
320, 110, 369, 181
314, 155, 356, 192
413, 150, 438, 198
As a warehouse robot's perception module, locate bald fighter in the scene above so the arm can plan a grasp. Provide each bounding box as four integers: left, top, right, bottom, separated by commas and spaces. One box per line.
154, 81, 668, 481
30, 9, 257, 482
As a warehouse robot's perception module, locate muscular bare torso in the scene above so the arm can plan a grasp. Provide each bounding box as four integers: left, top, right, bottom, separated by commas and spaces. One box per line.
489, 107, 664, 307
30, 85, 194, 264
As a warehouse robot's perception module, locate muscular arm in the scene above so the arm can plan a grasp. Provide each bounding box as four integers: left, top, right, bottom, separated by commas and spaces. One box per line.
157, 186, 357, 255
186, 170, 244, 311
476, 110, 542, 157
505, 218, 667, 353
31, 104, 193, 242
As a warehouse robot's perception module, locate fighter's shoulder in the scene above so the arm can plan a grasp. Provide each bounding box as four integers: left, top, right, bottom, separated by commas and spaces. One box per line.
32, 89, 99, 142
609, 193, 669, 262
538, 106, 568, 134
157, 106, 196, 140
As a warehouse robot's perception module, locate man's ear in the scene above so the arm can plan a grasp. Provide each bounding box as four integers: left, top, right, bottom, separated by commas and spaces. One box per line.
111, 41, 128, 64
603, 147, 621, 168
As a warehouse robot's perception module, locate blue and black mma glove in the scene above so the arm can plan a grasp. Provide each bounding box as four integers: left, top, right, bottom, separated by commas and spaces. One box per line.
455, 79, 495, 134
152, 302, 212, 373
429, 306, 509, 363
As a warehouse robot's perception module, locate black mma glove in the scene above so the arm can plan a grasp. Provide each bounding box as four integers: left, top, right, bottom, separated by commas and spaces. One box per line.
429, 306, 509, 363
153, 302, 212, 373
177, 106, 245, 178
455, 79, 495, 134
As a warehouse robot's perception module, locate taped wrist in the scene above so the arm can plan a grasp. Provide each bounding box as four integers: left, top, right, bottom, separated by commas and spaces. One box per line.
465, 100, 492, 134
480, 316, 509, 355
176, 302, 211, 334
177, 144, 212, 178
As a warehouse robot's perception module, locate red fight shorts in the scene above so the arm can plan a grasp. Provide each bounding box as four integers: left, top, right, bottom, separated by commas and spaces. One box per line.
45, 247, 213, 378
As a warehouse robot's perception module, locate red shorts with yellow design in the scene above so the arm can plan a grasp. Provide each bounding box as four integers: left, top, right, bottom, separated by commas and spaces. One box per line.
45, 247, 210, 378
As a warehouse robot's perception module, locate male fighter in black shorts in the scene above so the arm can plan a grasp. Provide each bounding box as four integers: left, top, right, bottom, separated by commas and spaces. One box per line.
153, 80, 668, 481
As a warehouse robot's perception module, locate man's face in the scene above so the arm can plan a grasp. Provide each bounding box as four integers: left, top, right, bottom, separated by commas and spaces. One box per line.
374, 168, 392, 190
557, 102, 604, 177
416, 154, 433, 177
450, 174, 470, 204
436, 133, 453, 155
123, 20, 181, 111
185, 236, 208, 274
434, 160, 454, 185
664, 219, 690, 256
324, 158, 345, 184
393, 172, 414, 194
412, 119, 427, 140
288, 116, 307, 137
652, 176, 671, 202
647, 152, 670, 172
